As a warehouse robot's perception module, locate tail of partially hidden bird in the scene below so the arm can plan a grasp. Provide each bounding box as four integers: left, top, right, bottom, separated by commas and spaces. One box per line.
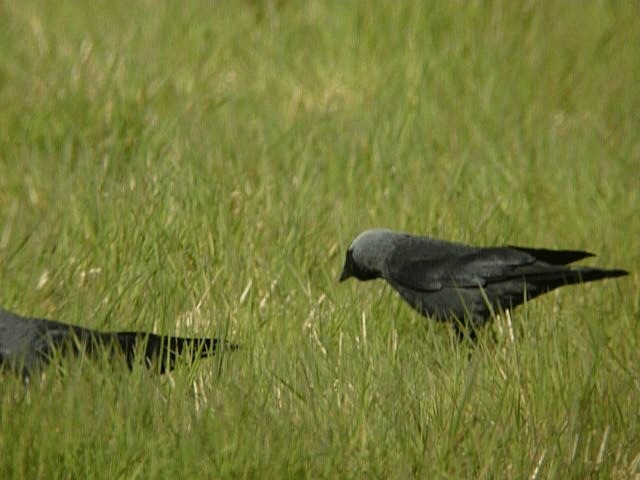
106, 332, 240, 373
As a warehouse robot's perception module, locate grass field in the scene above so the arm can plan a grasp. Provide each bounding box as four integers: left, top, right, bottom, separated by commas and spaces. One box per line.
1, 0, 639, 478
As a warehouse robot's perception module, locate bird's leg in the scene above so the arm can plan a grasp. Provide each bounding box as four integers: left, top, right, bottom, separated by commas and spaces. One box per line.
452, 319, 478, 343
490, 325, 498, 344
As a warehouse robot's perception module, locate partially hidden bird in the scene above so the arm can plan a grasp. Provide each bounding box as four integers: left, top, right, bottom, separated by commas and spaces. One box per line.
0, 307, 238, 379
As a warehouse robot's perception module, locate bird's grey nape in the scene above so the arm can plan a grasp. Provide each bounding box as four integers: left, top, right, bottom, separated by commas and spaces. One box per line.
339, 228, 402, 282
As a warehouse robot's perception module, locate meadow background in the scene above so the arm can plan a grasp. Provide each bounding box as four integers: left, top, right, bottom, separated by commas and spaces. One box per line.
1, 1, 639, 478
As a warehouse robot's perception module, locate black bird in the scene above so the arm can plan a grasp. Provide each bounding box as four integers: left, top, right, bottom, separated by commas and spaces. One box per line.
0, 307, 238, 378
339, 229, 628, 337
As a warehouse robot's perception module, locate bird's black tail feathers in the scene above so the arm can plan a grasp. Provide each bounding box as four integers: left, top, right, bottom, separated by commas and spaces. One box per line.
93, 332, 239, 373
509, 246, 595, 265
527, 267, 628, 292
56, 327, 238, 373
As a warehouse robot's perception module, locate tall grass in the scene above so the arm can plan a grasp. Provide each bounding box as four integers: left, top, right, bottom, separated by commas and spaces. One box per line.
1, 1, 638, 477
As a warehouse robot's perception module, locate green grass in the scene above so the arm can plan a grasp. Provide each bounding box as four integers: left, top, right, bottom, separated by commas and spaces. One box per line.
1, 0, 639, 477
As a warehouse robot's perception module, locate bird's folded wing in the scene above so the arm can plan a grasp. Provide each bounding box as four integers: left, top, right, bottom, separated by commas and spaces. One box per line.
385, 248, 541, 291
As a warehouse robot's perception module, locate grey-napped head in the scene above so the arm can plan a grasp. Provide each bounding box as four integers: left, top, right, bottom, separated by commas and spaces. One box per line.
339, 228, 402, 282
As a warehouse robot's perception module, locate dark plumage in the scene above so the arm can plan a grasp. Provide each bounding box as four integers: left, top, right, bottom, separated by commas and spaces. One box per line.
340, 229, 628, 336
0, 307, 238, 378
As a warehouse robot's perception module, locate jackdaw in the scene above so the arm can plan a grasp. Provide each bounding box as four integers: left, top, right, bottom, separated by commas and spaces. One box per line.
339, 229, 628, 336
0, 307, 238, 378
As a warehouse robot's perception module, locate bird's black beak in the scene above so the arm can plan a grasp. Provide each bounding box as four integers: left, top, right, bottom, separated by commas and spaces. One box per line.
339, 267, 350, 282
339, 251, 353, 282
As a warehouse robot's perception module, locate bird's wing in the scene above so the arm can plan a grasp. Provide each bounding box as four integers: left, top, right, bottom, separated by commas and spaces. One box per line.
385, 246, 542, 291
507, 246, 594, 265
